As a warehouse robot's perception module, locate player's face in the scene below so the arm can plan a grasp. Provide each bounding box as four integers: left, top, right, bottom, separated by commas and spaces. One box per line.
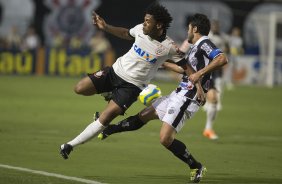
143, 14, 157, 35
187, 24, 194, 44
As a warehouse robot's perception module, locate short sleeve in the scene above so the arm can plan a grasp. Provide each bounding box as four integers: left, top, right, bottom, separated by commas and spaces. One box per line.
200, 40, 223, 60
129, 24, 143, 38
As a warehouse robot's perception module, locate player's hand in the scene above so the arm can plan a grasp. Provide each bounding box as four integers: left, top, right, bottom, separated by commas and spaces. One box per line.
195, 83, 206, 106
92, 11, 106, 30
188, 72, 202, 84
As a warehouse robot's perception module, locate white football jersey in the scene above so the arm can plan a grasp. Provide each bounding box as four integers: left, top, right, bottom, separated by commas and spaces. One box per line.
112, 24, 183, 89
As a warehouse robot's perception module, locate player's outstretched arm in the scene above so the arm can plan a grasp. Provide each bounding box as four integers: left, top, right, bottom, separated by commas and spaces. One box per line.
163, 62, 205, 105
183, 63, 206, 105
92, 11, 133, 40
162, 61, 184, 74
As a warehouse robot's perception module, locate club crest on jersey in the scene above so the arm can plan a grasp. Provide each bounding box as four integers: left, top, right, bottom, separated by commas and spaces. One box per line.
94, 70, 104, 78
189, 57, 198, 67
133, 44, 157, 64
168, 107, 175, 114
155, 44, 166, 55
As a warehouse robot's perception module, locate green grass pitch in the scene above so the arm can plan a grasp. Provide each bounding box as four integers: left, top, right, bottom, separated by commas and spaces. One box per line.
0, 75, 282, 184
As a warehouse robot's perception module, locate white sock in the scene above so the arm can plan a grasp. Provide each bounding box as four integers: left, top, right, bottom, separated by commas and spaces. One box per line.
205, 102, 217, 130
216, 92, 222, 111
67, 119, 105, 147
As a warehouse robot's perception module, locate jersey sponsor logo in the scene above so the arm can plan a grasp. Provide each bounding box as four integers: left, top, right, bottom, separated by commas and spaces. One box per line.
190, 47, 197, 55
189, 57, 198, 67
133, 44, 157, 64
187, 46, 198, 67
179, 81, 194, 90
201, 43, 213, 55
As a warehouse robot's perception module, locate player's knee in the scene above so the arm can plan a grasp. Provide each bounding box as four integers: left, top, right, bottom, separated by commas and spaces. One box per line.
99, 105, 123, 126
74, 82, 95, 96
73, 77, 96, 95
74, 84, 83, 94
206, 89, 218, 103
99, 112, 117, 126
160, 135, 173, 148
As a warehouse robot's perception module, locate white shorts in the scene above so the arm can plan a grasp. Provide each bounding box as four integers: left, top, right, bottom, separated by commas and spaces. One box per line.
152, 90, 200, 132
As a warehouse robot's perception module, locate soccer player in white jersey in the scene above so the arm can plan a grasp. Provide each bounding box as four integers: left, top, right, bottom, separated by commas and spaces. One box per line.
59, 3, 198, 160
98, 13, 228, 183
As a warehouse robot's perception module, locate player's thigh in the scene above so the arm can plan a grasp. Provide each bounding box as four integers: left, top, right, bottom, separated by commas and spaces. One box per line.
159, 123, 176, 146
215, 77, 224, 94
112, 85, 141, 113
152, 94, 170, 121
161, 92, 188, 132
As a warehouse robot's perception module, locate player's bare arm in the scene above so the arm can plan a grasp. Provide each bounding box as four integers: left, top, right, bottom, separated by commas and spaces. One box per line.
162, 61, 184, 74
92, 11, 133, 40
189, 53, 228, 84
183, 63, 205, 104
162, 61, 205, 105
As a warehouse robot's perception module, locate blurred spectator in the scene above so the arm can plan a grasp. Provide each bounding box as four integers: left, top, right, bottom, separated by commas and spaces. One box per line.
229, 27, 244, 56
226, 27, 244, 89
209, 20, 229, 54
6, 26, 22, 49
22, 26, 41, 51
0, 37, 8, 49
88, 30, 111, 53
70, 35, 82, 50
201, 20, 230, 140
208, 20, 229, 110
53, 32, 64, 48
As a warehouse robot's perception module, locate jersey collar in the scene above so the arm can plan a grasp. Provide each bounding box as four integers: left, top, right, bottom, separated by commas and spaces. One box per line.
193, 36, 209, 46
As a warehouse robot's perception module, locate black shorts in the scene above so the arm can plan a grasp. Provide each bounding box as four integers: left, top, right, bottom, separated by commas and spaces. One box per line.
88, 67, 142, 112
209, 79, 215, 90
202, 78, 216, 92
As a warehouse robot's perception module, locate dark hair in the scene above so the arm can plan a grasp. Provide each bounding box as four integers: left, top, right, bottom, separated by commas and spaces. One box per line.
187, 13, 210, 36
145, 3, 172, 31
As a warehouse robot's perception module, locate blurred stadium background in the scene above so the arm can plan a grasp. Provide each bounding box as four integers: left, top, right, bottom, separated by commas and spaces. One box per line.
0, 0, 282, 184
1, 0, 282, 86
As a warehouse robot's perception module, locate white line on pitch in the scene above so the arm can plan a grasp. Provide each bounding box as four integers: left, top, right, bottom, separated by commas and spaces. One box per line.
0, 164, 105, 184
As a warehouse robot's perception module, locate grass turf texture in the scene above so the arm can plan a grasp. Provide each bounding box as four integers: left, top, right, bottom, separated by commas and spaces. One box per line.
0, 75, 282, 184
